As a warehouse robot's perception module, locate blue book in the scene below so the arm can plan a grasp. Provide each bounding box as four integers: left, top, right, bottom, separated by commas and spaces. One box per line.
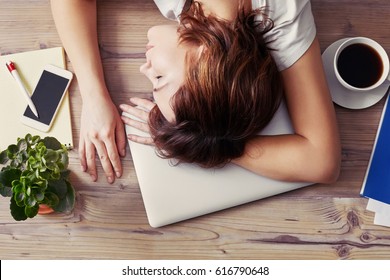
361, 94, 390, 204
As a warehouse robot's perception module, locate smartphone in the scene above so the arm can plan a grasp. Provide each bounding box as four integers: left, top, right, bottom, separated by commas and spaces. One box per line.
20, 64, 73, 132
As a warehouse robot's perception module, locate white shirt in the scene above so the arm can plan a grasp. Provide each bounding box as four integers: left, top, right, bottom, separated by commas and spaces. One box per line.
153, 0, 316, 71
153, 0, 187, 20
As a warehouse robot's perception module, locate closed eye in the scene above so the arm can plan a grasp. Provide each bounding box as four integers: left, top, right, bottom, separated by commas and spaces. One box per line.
153, 76, 163, 92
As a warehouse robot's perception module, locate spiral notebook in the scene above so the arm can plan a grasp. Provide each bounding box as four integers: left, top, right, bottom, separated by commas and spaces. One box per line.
0, 47, 73, 151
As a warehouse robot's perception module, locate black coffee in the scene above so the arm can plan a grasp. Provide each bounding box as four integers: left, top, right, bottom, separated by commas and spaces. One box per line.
337, 43, 383, 88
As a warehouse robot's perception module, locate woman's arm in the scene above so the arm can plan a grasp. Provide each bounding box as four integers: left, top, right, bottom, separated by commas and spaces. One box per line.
50, 0, 126, 183
233, 37, 341, 183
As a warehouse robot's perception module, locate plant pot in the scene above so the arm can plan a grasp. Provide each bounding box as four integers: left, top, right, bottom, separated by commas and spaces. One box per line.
38, 204, 54, 215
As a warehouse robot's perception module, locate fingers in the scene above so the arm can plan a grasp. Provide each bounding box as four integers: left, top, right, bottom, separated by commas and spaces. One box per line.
130, 96, 156, 111
116, 120, 127, 158
120, 97, 155, 146
120, 97, 156, 132
81, 135, 122, 184
103, 128, 123, 180
92, 137, 115, 184
79, 127, 125, 184
120, 103, 153, 124
127, 134, 154, 145
85, 139, 98, 182
79, 135, 98, 182
121, 112, 151, 134
78, 134, 87, 172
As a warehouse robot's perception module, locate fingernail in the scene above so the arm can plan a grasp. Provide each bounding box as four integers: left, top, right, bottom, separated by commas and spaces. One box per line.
116, 171, 122, 178
107, 176, 114, 184
91, 174, 97, 182
121, 149, 126, 157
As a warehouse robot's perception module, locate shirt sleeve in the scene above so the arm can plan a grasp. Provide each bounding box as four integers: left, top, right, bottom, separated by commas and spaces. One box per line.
153, 0, 186, 21
262, 0, 317, 71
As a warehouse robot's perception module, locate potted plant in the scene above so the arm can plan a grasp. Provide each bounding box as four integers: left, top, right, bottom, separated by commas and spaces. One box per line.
0, 134, 75, 221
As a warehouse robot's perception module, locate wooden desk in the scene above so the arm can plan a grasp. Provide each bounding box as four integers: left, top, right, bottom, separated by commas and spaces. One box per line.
1, 0, 390, 260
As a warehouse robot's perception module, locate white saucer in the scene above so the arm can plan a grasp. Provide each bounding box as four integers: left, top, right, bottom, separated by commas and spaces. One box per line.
322, 38, 389, 109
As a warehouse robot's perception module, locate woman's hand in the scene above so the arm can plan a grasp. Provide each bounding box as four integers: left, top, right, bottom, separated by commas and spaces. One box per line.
120, 97, 156, 145
51, 0, 127, 183
79, 95, 127, 184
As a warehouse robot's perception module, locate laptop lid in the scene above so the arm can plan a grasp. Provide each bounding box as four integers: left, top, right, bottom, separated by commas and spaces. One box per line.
125, 102, 311, 227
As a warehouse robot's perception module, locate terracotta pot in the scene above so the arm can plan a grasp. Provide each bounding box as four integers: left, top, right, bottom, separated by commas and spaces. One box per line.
38, 204, 54, 214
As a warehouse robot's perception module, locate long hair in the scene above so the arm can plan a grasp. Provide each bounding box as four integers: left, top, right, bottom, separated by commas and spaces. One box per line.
148, 2, 283, 168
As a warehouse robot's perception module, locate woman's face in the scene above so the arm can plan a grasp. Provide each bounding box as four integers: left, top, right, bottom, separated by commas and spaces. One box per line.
140, 24, 191, 122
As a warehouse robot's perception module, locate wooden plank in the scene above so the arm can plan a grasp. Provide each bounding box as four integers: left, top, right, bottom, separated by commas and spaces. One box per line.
1, 197, 390, 259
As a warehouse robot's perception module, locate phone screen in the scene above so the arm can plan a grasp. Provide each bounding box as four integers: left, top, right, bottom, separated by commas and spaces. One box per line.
23, 70, 70, 125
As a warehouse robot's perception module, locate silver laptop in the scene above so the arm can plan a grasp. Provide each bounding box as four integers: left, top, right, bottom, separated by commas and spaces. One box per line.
124, 102, 311, 227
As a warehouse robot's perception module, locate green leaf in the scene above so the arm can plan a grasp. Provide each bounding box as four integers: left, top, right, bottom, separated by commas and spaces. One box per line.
25, 204, 39, 218
15, 192, 26, 206
17, 138, 27, 152
10, 196, 27, 221
41, 137, 62, 150
0, 150, 9, 164
26, 186, 31, 196
45, 161, 59, 172
60, 170, 71, 180
47, 179, 68, 198
44, 150, 60, 165
0, 168, 22, 189
25, 195, 37, 207
11, 180, 25, 194
7, 144, 19, 155
31, 135, 41, 145
34, 190, 45, 202
52, 180, 75, 213
25, 133, 33, 143
37, 143, 46, 156
59, 152, 69, 170
43, 192, 59, 208
10, 160, 20, 168
0, 182, 12, 197
35, 179, 48, 190
27, 156, 38, 168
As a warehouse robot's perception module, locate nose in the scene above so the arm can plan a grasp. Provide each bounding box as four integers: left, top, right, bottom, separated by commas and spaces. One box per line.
147, 25, 159, 40
139, 59, 150, 75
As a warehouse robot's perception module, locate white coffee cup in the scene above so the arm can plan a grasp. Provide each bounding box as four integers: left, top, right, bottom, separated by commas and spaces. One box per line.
334, 37, 390, 92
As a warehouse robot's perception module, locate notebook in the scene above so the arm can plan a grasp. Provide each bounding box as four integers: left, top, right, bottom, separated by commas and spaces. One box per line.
0, 47, 73, 151
125, 102, 311, 227
361, 93, 390, 204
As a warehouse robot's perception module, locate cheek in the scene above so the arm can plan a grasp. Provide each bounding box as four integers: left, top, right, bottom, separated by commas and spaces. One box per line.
153, 93, 176, 122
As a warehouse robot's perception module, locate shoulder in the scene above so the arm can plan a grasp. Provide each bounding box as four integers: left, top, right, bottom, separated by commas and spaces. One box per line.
254, 0, 317, 71
153, 0, 186, 20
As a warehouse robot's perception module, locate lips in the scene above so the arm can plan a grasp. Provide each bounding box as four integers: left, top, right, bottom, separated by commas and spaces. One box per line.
146, 45, 154, 52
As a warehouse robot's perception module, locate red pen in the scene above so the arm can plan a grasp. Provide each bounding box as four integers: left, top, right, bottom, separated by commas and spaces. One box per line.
6, 61, 39, 117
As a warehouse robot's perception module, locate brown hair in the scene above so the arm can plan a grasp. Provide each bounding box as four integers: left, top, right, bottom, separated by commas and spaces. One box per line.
148, 2, 283, 168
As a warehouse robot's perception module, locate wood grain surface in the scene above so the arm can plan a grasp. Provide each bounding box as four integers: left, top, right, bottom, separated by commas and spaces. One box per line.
0, 0, 390, 260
